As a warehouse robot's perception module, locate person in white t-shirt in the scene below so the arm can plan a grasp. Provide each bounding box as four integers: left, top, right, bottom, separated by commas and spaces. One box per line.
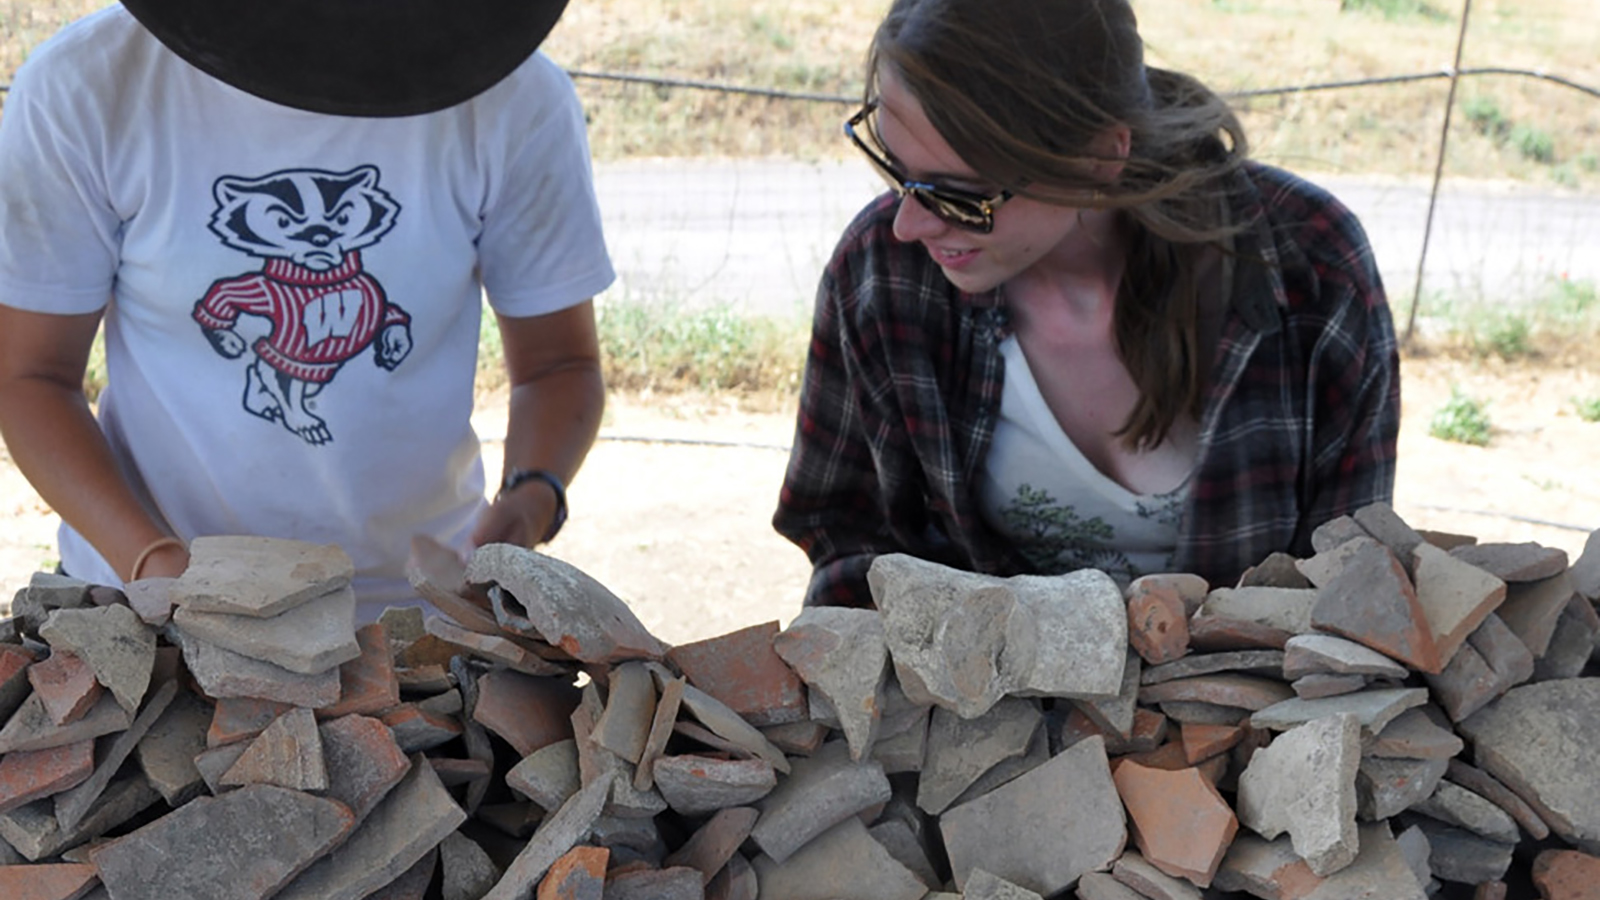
0, 0, 614, 618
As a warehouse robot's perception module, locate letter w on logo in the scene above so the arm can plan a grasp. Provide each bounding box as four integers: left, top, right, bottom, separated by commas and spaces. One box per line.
303, 289, 364, 347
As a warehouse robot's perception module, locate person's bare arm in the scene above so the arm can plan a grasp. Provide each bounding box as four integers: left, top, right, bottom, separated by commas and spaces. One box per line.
0, 304, 189, 579
470, 300, 605, 548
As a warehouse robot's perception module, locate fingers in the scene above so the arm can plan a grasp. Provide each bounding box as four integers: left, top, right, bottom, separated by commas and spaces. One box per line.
469, 505, 520, 548
470, 497, 546, 549
477, 477, 560, 549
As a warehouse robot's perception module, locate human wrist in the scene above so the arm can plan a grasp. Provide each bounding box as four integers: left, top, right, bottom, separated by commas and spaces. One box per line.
496, 468, 567, 543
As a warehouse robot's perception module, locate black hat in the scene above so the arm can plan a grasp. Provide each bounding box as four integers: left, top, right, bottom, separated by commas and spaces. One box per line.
118, 0, 571, 117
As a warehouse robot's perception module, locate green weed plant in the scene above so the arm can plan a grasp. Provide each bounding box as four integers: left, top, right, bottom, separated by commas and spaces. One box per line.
83, 328, 108, 402
1510, 124, 1557, 165
1429, 388, 1493, 446
1415, 276, 1600, 361
1548, 275, 1598, 319
1460, 95, 1560, 172
594, 300, 806, 393
1338, 0, 1449, 22
474, 299, 807, 395
1461, 95, 1512, 141
1467, 311, 1534, 361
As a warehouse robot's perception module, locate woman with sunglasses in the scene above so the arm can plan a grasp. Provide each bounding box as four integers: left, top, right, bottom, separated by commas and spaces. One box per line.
774, 0, 1399, 607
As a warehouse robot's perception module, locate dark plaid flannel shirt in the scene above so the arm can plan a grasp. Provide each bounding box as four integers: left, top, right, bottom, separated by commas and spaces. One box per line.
773, 161, 1400, 607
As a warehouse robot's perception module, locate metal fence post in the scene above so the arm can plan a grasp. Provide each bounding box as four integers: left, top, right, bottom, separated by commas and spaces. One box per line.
1404, 0, 1478, 345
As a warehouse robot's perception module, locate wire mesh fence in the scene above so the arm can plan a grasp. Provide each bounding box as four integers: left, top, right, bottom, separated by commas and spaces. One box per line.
2, 0, 1597, 332
565, 72, 1599, 332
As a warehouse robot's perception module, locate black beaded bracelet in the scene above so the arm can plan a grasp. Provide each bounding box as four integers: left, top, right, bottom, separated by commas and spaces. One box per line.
497, 468, 568, 543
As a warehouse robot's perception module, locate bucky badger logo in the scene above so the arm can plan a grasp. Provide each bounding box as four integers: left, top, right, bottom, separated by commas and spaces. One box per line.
192, 165, 411, 445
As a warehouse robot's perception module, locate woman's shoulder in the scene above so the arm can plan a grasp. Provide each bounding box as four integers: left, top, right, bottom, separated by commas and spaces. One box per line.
1240, 162, 1365, 234
829, 192, 905, 272
1237, 161, 1382, 291
1240, 163, 1375, 253
825, 194, 921, 306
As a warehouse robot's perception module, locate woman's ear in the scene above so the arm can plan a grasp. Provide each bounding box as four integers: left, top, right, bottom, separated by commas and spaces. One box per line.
1089, 124, 1132, 184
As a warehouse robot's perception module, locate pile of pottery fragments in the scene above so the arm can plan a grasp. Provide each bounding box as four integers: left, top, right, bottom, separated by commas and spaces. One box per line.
2, 502, 1600, 900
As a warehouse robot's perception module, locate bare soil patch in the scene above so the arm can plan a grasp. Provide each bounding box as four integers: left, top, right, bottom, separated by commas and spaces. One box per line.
2, 354, 1597, 645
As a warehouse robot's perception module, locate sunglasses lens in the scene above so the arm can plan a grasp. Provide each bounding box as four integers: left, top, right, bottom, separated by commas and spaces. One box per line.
914, 190, 992, 233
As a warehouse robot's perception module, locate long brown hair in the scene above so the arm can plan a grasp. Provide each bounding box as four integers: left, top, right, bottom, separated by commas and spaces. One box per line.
866, 0, 1249, 450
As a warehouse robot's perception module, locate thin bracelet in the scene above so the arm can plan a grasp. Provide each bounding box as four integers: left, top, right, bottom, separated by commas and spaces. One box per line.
129, 536, 186, 582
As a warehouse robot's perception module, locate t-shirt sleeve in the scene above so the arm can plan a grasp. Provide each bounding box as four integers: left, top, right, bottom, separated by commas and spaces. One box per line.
477, 54, 615, 318
0, 50, 121, 315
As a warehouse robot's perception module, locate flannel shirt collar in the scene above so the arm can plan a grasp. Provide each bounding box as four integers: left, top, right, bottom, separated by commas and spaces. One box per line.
1223, 164, 1301, 335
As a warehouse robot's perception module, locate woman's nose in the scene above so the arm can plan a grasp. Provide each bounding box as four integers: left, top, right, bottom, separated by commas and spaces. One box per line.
891, 193, 948, 244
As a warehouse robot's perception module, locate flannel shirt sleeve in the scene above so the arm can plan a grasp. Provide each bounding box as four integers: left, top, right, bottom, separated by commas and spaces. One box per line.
773, 251, 898, 608
1295, 197, 1401, 548
1179, 165, 1401, 584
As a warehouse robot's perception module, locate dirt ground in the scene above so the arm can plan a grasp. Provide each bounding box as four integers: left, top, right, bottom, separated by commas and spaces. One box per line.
3, 353, 1597, 647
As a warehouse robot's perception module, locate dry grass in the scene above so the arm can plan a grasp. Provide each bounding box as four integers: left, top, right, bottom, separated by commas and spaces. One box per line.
541, 0, 877, 160
1138, 0, 1600, 185
537, 0, 1600, 185
5, 0, 1597, 185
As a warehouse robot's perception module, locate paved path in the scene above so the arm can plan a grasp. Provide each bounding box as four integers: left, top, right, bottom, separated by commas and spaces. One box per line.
592, 159, 1600, 318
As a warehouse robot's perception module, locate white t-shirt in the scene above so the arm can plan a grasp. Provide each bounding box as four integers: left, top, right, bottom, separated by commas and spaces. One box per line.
978, 337, 1188, 588
0, 8, 615, 611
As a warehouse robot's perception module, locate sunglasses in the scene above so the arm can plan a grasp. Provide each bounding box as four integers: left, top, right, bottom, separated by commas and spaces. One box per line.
845, 103, 1014, 234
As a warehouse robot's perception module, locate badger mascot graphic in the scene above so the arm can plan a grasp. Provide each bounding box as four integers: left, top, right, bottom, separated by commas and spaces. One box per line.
192, 165, 410, 445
